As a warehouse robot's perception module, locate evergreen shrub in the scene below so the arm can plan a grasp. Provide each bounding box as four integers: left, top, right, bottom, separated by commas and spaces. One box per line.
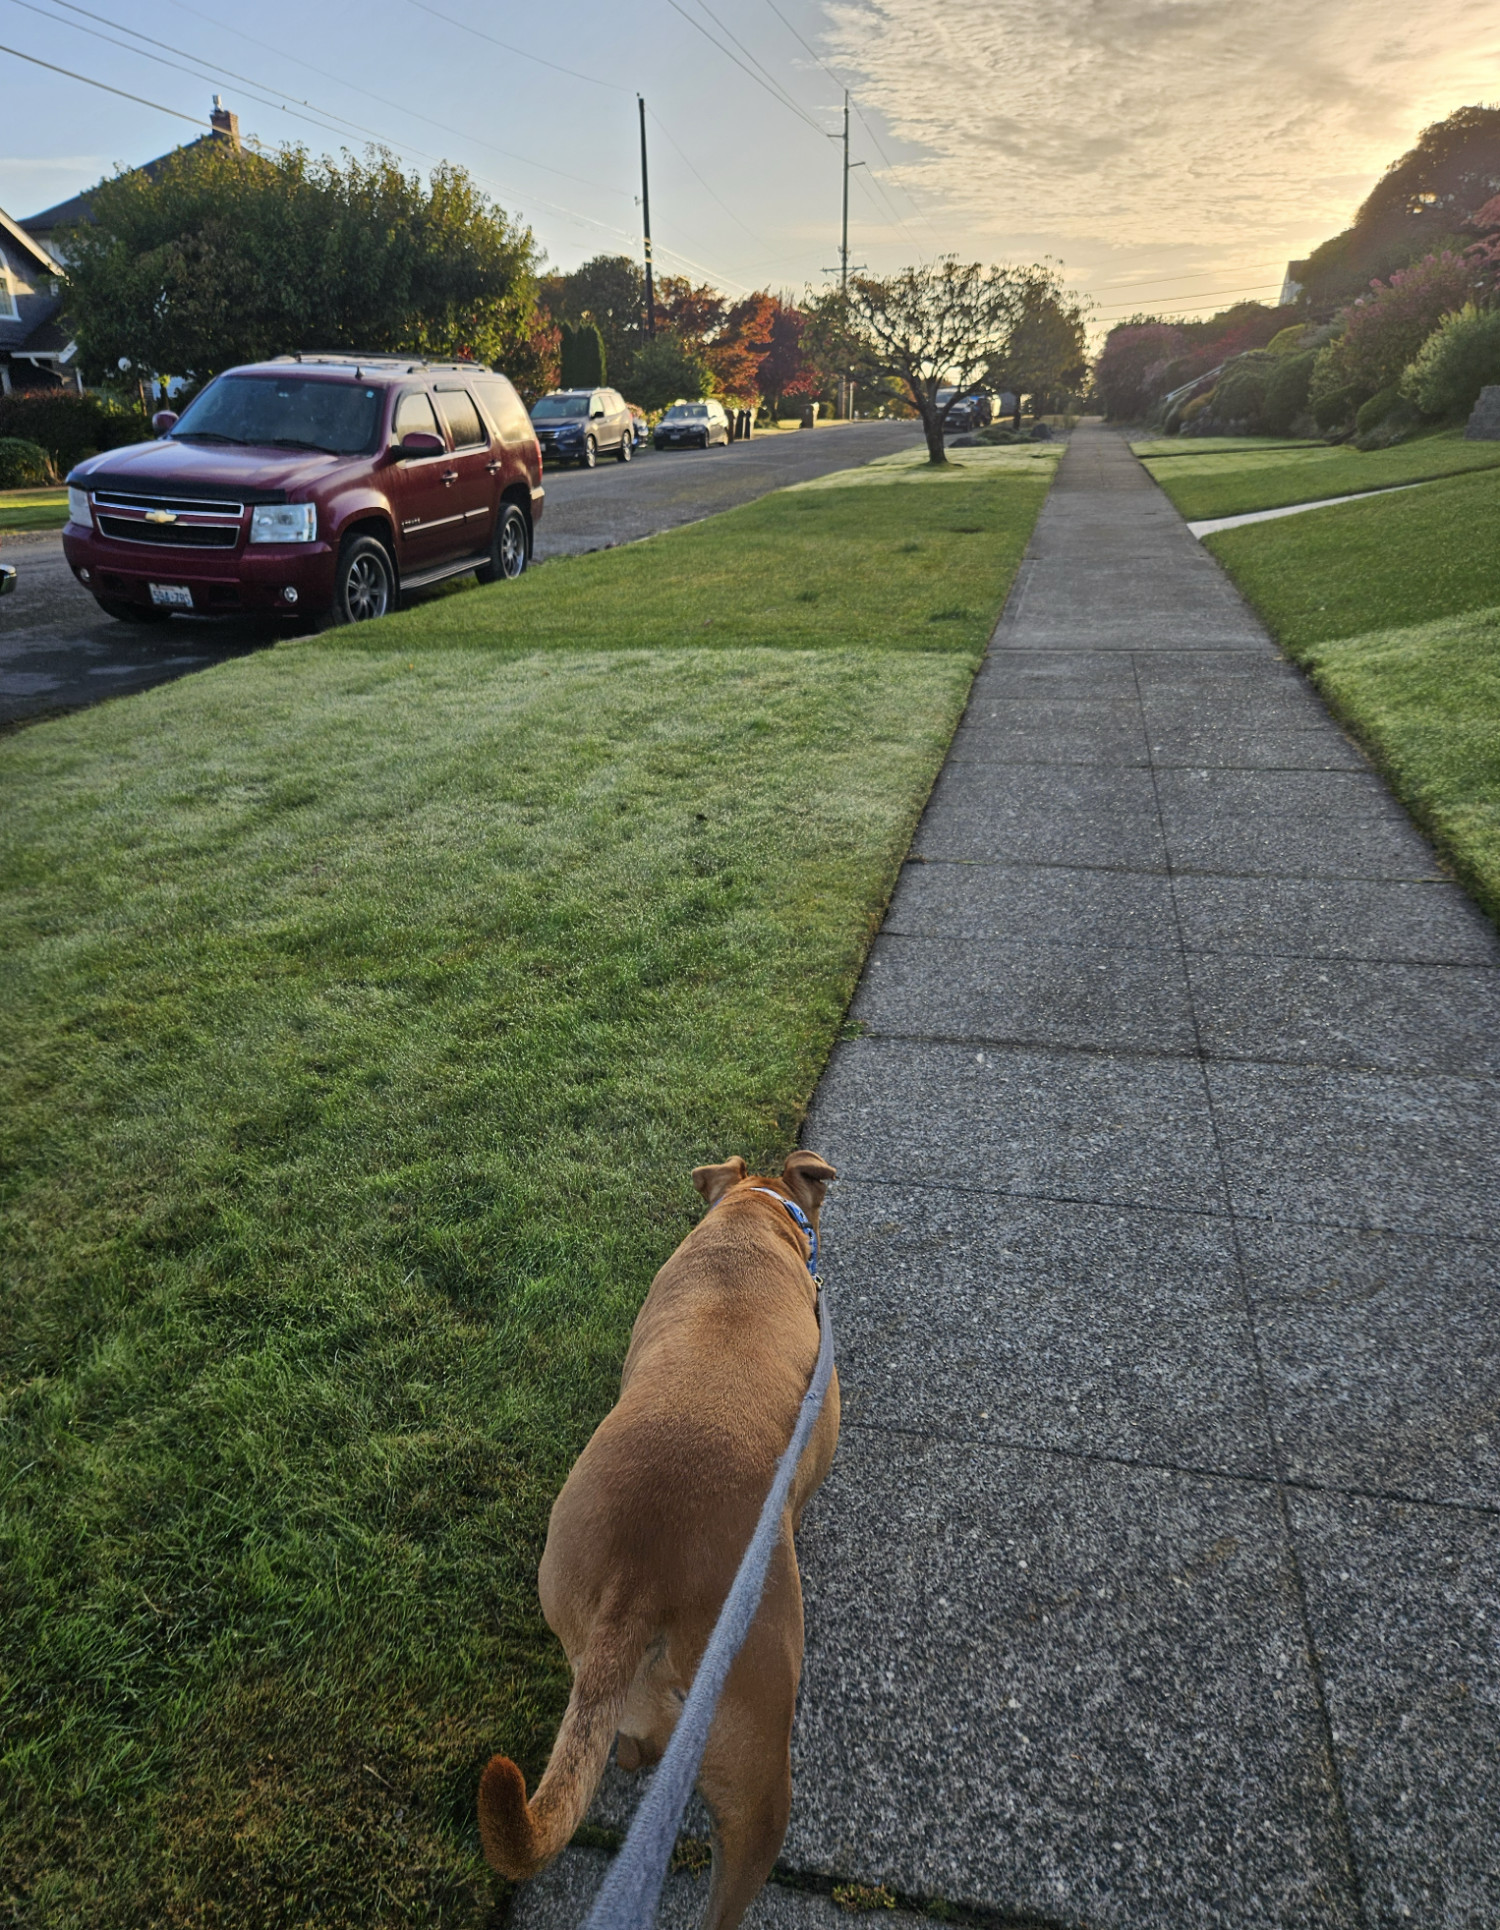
0, 437, 53, 488
1400, 303, 1500, 418
1263, 350, 1317, 434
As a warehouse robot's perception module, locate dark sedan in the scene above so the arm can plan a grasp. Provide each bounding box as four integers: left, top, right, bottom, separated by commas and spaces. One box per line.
654, 399, 731, 450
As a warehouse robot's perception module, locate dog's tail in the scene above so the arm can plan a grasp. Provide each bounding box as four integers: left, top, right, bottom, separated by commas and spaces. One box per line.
478, 1608, 648, 1881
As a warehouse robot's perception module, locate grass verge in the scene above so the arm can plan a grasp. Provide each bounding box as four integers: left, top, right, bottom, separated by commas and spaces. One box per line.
1134, 426, 1500, 520
1191, 456, 1500, 920
0, 487, 67, 533
0, 455, 1051, 1926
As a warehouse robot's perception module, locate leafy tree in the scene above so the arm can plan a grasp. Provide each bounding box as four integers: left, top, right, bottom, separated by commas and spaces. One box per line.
541, 254, 643, 376
1093, 322, 1186, 420
655, 276, 727, 346
989, 270, 1089, 421
626, 333, 711, 413
806, 258, 1037, 464
704, 292, 776, 401
756, 298, 820, 418
61, 139, 544, 385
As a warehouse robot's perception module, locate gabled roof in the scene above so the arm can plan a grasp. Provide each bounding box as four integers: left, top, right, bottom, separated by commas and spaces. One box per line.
0, 205, 61, 275
23, 130, 228, 239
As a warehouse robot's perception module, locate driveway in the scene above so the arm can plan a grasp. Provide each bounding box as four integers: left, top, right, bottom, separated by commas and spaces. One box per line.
0, 423, 921, 729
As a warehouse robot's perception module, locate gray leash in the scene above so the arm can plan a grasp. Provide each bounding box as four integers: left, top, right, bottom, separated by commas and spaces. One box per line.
582, 1264, 834, 1930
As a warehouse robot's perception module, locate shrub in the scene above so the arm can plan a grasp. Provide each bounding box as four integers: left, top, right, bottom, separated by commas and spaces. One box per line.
1308, 344, 1364, 430
1212, 353, 1274, 429
1266, 324, 1314, 356
1180, 392, 1215, 427
1400, 301, 1500, 418
1355, 384, 1405, 433
1093, 322, 1186, 420
1263, 350, 1318, 433
1335, 251, 1475, 391
0, 390, 147, 471
0, 437, 53, 488
625, 333, 711, 413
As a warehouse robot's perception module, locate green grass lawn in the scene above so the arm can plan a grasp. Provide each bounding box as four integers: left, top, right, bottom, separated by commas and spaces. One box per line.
0, 487, 67, 533
1198, 458, 1500, 916
0, 455, 1051, 1927
1135, 427, 1500, 520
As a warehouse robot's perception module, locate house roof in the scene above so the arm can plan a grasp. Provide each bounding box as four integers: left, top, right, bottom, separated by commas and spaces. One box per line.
0, 205, 61, 275
23, 129, 230, 239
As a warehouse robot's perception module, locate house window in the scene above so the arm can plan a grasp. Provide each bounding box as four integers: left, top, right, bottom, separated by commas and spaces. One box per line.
0, 258, 18, 323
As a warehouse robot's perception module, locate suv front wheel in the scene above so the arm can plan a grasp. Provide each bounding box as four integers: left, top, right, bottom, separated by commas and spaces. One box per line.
617, 432, 632, 463
330, 534, 394, 624
476, 503, 529, 583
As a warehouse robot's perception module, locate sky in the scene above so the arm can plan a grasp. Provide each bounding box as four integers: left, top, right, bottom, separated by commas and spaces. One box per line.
0, 0, 1493, 334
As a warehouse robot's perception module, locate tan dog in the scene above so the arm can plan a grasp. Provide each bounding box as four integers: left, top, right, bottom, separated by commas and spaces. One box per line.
478, 1151, 840, 1930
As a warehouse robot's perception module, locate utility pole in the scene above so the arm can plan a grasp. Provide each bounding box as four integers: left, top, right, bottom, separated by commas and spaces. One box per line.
822, 92, 866, 418
638, 95, 656, 341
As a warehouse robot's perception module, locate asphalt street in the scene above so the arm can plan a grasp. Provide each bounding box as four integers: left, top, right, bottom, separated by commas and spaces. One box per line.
0, 422, 921, 729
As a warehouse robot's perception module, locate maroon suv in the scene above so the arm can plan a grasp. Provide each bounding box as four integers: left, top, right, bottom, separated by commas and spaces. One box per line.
62, 352, 543, 625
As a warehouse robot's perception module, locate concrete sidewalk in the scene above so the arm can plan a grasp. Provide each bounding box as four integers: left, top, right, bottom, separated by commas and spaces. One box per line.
518, 423, 1499, 1930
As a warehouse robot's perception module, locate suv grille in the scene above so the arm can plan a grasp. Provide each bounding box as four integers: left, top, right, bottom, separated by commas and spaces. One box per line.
96, 517, 240, 548
91, 489, 244, 550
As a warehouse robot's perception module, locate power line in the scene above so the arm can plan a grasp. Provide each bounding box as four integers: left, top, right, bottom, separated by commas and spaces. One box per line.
754, 0, 940, 239
0, 37, 205, 122
1093, 260, 1288, 293
661, 0, 825, 137
400, 0, 629, 93
647, 107, 772, 246
38, 0, 634, 202
1094, 282, 1286, 318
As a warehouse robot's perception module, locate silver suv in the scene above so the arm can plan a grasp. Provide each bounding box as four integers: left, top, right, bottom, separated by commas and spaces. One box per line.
528, 388, 634, 469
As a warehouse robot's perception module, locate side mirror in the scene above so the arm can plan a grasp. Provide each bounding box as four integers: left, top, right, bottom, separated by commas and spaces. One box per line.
152, 410, 179, 436
396, 430, 446, 458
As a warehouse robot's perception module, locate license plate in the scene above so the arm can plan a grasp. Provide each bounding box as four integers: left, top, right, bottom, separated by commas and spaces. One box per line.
149, 583, 194, 608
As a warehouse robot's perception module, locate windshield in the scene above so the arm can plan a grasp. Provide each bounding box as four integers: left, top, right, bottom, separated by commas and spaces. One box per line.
936, 389, 959, 405
666, 404, 708, 419
532, 395, 588, 420
171, 375, 382, 454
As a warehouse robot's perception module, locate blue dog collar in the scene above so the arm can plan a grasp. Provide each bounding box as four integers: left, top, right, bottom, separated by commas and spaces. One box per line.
747, 1186, 820, 1282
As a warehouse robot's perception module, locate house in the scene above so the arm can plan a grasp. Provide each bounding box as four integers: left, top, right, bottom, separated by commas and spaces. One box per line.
3, 98, 244, 395
21, 96, 242, 261
0, 207, 76, 393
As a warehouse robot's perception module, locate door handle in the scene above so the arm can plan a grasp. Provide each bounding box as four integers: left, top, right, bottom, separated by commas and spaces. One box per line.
486, 459, 503, 474
441, 468, 458, 485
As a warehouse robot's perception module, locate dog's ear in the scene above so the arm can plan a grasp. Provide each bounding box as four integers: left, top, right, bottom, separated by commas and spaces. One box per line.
782, 1149, 837, 1212
692, 1155, 748, 1207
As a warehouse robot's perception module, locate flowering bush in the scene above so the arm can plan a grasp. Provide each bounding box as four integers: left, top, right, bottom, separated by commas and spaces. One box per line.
1334, 252, 1474, 393
1401, 302, 1500, 418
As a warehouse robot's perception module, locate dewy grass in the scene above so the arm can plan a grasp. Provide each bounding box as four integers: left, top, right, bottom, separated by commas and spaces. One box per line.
1291, 605, 1500, 921
1203, 465, 1500, 647
1194, 462, 1500, 927
1136, 426, 1500, 521
0, 458, 1051, 1925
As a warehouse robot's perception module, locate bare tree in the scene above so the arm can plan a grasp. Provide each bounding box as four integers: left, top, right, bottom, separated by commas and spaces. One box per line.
806, 258, 1027, 465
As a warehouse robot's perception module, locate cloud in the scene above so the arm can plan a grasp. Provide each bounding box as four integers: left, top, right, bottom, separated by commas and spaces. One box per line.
824, 0, 1497, 305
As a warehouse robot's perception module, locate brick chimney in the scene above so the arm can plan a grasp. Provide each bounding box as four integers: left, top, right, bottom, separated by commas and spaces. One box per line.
210, 95, 241, 149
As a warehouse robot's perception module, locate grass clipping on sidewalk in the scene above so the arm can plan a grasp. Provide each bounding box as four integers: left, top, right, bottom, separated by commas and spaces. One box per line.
0, 457, 1050, 1925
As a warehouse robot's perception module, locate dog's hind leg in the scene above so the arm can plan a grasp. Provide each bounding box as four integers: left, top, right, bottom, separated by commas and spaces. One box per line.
693, 1536, 801, 1930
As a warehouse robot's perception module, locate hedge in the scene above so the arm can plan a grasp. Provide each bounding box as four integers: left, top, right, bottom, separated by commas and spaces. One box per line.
0, 390, 147, 472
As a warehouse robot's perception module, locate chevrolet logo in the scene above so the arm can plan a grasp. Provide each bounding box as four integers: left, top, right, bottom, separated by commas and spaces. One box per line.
145, 509, 178, 525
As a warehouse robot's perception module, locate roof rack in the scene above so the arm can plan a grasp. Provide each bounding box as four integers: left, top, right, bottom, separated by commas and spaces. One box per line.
272, 351, 489, 374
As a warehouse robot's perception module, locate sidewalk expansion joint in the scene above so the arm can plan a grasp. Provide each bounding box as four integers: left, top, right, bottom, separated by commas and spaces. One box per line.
835, 1418, 1500, 1520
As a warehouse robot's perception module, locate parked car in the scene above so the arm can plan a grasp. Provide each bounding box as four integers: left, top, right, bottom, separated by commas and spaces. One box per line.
529, 387, 634, 467
654, 399, 732, 450
0, 561, 15, 596
936, 387, 993, 433
61, 353, 542, 626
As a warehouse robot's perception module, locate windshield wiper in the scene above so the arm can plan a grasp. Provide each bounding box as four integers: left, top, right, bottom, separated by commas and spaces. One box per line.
173, 430, 244, 443
269, 437, 339, 454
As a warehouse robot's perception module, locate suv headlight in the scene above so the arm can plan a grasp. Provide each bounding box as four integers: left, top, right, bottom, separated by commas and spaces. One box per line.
67, 485, 91, 527
250, 503, 317, 544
